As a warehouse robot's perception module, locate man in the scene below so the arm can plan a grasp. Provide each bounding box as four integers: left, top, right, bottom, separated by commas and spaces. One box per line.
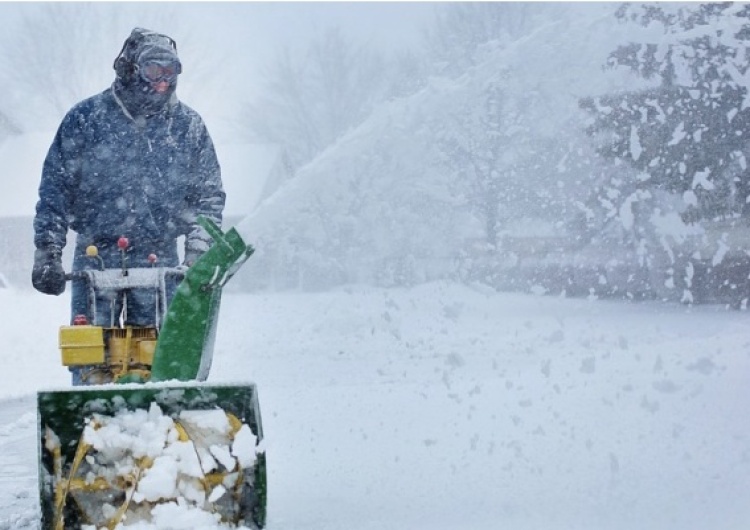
32, 28, 225, 331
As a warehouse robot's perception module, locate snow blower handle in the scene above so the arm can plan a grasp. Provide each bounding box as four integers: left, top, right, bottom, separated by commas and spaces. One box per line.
64, 268, 185, 288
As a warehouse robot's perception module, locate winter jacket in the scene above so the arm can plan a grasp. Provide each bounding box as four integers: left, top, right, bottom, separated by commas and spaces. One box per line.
33, 86, 225, 264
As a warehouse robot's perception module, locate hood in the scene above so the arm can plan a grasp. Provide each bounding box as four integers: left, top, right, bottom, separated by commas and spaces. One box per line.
112, 28, 181, 119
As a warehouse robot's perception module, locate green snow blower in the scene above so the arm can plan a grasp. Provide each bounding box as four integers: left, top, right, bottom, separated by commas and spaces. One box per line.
36, 217, 266, 529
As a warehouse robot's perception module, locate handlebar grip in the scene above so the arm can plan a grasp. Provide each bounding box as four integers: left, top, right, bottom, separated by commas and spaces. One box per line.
65, 268, 186, 283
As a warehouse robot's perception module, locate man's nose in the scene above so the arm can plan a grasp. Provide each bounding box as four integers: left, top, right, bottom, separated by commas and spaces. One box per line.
153, 80, 170, 93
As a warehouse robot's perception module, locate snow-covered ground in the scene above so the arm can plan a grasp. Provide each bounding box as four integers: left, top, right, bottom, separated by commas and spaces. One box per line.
2, 282, 750, 529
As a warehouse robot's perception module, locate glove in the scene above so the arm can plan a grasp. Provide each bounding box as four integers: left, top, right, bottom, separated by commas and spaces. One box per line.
182, 248, 204, 268
32, 247, 66, 295
184, 230, 211, 267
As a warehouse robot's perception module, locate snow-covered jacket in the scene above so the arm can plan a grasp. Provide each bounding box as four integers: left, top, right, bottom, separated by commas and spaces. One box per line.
33, 86, 225, 263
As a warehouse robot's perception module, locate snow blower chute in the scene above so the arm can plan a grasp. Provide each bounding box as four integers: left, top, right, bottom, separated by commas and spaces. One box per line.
36, 217, 266, 529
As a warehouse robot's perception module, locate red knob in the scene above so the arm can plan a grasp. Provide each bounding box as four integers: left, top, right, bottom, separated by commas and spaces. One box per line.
73, 314, 88, 325
117, 237, 129, 250
148, 253, 158, 264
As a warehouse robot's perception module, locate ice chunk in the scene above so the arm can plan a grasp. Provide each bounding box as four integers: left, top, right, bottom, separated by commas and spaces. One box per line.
232, 424, 259, 468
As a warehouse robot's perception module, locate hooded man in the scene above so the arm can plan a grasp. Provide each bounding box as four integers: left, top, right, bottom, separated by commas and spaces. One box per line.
32, 28, 225, 360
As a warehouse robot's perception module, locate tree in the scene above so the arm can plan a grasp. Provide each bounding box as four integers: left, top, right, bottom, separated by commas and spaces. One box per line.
383, 49, 430, 101
578, 2, 750, 304
240, 27, 388, 174
581, 2, 750, 223
0, 4, 120, 129
436, 82, 514, 250
0, 3, 211, 132
424, 3, 562, 78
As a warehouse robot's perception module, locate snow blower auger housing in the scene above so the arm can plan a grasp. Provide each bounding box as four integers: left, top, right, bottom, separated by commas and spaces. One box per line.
37, 217, 266, 529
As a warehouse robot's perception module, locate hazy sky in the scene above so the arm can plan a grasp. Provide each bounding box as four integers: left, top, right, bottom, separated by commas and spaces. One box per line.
185, 2, 437, 129
0, 1, 438, 136
0, 2, 436, 51
196, 2, 436, 55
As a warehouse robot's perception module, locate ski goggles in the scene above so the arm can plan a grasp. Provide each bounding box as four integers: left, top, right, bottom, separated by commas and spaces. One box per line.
137, 60, 182, 83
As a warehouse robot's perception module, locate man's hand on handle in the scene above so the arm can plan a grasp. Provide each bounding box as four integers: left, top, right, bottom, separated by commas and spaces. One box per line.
32, 246, 66, 295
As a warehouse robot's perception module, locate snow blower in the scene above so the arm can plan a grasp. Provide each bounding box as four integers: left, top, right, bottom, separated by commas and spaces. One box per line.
36, 217, 266, 529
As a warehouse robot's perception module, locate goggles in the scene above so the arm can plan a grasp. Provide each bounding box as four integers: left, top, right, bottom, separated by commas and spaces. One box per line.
137, 60, 181, 83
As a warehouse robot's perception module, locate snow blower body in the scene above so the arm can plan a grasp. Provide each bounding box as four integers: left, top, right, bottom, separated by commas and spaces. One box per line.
37, 217, 266, 529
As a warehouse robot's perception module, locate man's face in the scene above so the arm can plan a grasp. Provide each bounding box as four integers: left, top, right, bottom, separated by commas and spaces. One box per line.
137, 59, 181, 94
152, 80, 171, 94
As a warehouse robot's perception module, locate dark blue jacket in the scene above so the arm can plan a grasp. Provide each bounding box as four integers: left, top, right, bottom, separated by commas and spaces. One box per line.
34, 87, 225, 265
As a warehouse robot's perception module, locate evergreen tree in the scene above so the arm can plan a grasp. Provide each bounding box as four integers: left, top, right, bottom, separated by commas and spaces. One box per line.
581, 2, 750, 223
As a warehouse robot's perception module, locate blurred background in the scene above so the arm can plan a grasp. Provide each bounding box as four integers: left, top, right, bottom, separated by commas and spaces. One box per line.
2, 2, 750, 309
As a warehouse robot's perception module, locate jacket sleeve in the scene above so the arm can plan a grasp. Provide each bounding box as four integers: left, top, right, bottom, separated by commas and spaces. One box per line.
184, 118, 226, 254
33, 111, 83, 251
